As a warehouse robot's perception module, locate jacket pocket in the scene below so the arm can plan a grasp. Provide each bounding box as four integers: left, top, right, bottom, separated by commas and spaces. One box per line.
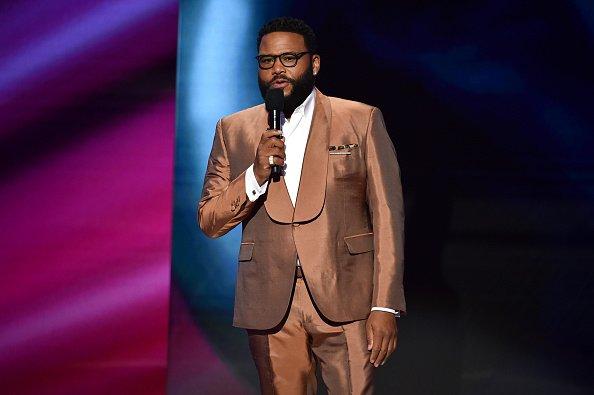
344, 232, 374, 254
238, 242, 254, 261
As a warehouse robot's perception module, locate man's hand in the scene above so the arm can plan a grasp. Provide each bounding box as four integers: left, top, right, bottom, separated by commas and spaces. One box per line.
366, 311, 398, 367
254, 130, 285, 185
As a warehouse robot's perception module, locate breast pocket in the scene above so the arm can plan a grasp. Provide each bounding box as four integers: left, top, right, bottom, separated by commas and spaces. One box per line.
330, 150, 361, 179
238, 242, 254, 262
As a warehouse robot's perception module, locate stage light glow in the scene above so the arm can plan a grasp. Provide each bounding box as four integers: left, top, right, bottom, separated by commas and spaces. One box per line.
173, 0, 265, 309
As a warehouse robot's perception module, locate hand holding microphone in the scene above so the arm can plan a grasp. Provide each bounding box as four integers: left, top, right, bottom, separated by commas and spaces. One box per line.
253, 129, 285, 186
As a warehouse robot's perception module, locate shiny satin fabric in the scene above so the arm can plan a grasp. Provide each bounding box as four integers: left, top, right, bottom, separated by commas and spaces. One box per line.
247, 277, 374, 394
198, 89, 405, 330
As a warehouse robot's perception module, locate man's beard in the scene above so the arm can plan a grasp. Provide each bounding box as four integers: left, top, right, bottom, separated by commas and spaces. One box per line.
259, 64, 315, 117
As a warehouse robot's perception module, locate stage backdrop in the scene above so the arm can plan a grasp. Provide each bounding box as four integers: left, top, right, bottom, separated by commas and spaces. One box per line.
169, 1, 593, 394
0, 1, 178, 394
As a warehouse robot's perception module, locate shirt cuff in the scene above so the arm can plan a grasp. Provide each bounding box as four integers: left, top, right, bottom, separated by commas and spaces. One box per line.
245, 164, 268, 202
371, 307, 400, 317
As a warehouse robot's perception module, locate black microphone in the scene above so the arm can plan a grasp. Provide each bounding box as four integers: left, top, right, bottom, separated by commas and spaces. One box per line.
265, 88, 284, 181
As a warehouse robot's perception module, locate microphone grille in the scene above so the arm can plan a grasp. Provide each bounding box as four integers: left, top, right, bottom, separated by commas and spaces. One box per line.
265, 88, 284, 111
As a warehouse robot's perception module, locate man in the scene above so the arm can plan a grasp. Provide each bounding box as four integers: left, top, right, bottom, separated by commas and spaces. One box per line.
198, 17, 405, 394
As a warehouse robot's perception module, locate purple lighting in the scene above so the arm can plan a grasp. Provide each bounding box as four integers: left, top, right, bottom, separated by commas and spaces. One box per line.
0, 1, 169, 92
0, 96, 174, 394
0, 0, 178, 139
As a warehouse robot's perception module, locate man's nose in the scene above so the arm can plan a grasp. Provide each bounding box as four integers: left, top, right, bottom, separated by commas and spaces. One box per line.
272, 58, 286, 75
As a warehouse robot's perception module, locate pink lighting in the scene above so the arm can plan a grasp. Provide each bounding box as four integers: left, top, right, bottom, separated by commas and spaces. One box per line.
0, 96, 174, 394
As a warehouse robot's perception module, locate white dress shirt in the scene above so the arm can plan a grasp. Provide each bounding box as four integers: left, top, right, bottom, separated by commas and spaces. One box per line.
244, 89, 398, 317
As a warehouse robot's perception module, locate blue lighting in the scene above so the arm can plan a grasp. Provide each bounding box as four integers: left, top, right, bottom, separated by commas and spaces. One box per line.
173, 0, 286, 310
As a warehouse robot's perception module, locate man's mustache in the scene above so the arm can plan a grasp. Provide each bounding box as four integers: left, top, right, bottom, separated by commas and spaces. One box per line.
267, 76, 296, 87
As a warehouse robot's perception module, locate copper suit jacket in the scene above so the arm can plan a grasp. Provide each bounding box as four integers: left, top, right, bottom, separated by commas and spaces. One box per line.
198, 89, 405, 330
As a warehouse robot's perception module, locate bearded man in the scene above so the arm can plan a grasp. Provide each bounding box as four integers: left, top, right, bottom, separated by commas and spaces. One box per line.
198, 16, 406, 394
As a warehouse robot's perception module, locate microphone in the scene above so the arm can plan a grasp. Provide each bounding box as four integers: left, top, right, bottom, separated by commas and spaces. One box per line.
265, 88, 284, 181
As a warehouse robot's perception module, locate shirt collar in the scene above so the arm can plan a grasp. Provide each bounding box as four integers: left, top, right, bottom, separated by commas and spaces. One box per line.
291, 88, 316, 117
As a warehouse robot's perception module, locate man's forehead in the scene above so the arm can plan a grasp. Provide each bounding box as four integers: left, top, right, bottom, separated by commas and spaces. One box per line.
259, 32, 306, 54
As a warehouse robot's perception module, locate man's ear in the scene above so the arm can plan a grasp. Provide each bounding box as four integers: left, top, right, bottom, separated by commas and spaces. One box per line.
312, 54, 321, 76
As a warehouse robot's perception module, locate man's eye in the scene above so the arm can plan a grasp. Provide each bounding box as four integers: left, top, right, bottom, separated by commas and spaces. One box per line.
260, 57, 274, 64
281, 54, 297, 62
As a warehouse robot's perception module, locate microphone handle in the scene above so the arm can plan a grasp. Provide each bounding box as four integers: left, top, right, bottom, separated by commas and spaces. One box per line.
269, 109, 283, 180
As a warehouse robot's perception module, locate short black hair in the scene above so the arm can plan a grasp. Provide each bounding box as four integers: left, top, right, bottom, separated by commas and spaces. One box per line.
257, 17, 318, 53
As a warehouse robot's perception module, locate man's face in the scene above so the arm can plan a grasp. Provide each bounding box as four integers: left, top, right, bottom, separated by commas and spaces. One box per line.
257, 32, 320, 106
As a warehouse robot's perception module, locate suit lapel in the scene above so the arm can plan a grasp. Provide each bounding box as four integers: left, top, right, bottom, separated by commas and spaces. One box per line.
264, 89, 331, 224
293, 89, 330, 223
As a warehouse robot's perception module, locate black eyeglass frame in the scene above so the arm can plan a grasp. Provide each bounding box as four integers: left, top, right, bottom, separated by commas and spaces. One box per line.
255, 51, 311, 69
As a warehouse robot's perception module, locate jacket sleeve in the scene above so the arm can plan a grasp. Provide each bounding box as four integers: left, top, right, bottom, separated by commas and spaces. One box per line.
197, 118, 259, 238
365, 107, 406, 314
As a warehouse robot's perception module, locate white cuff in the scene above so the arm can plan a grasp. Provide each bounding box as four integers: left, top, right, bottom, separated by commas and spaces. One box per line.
371, 307, 400, 317
245, 164, 268, 202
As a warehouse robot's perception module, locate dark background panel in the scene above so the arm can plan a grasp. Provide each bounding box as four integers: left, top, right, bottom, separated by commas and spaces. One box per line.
292, 2, 594, 393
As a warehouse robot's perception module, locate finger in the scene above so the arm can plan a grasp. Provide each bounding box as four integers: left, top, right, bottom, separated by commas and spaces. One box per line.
373, 335, 390, 367
266, 156, 285, 167
266, 143, 285, 155
366, 323, 373, 351
270, 139, 285, 149
261, 153, 285, 165
268, 147, 286, 159
262, 137, 284, 151
263, 129, 281, 137
261, 147, 285, 161
369, 331, 382, 365
262, 130, 283, 139
382, 336, 396, 366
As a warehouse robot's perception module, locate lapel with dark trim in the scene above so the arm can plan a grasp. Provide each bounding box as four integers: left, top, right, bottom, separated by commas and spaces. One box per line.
264, 88, 330, 223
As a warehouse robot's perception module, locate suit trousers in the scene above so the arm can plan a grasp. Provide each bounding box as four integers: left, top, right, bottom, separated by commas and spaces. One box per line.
246, 272, 374, 394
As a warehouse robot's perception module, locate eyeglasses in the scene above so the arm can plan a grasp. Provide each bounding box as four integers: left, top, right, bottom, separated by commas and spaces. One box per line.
255, 51, 311, 69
